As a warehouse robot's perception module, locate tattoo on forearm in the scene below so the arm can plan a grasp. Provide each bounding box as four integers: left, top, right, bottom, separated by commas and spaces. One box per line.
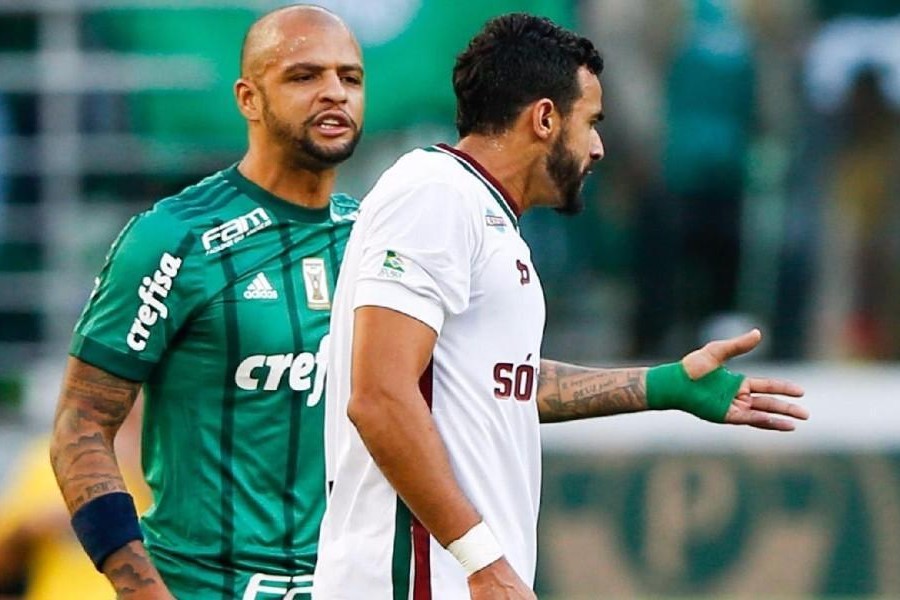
65, 374, 134, 427
53, 433, 127, 512
50, 359, 139, 514
537, 361, 646, 422
61, 473, 127, 512
106, 544, 161, 596
51, 431, 106, 471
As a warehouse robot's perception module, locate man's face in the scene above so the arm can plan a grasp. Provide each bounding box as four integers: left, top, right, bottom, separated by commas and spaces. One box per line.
255, 19, 365, 170
548, 68, 604, 214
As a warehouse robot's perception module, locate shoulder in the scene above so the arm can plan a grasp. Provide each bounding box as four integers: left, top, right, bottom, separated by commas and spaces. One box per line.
387, 146, 470, 187
363, 147, 482, 216
122, 166, 273, 260
105, 169, 242, 269
113, 205, 195, 266
152, 168, 238, 231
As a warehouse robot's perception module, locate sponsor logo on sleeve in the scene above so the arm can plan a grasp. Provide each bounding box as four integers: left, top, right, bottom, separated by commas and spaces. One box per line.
201, 208, 272, 255
126, 252, 182, 352
378, 250, 406, 280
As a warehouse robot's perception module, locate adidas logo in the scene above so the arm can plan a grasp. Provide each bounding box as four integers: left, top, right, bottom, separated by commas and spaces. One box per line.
243, 272, 278, 300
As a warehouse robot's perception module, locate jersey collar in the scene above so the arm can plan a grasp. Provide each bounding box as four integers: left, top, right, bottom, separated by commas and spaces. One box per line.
431, 143, 521, 227
223, 164, 332, 223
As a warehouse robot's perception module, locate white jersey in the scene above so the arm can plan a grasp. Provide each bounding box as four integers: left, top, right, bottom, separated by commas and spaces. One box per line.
315, 145, 546, 599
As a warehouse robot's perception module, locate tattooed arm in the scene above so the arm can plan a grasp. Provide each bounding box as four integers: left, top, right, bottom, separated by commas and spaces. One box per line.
49, 357, 173, 599
536, 360, 647, 423
536, 331, 808, 427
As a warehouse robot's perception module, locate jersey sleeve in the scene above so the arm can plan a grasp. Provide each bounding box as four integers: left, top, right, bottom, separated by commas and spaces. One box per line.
69, 206, 201, 382
353, 182, 480, 334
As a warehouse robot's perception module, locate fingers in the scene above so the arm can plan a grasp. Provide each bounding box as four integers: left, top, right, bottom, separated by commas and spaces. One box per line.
725, 393, 810, 430
745, 377, 805, 398
726, 408, 798, 431
741, 394, 809, 420
682, 329, 762, 379
702, 328, 762, 363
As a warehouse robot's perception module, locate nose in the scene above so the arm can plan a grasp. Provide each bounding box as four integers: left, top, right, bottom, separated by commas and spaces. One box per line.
319, 70, 348, 104
590, 129, 604, 162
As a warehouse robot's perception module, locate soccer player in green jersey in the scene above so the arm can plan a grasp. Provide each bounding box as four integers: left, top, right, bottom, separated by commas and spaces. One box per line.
48, 5, 364, 599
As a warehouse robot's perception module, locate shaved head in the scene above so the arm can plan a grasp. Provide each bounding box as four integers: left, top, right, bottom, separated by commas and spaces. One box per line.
240, 4, 356, 80
234, 2, 364, 172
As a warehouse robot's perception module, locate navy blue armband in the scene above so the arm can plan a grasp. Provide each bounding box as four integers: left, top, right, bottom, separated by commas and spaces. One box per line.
71, 491, 144, 571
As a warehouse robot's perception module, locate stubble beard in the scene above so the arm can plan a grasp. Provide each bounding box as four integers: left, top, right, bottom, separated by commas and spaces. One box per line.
262, 100, 362, 172
547, 132, 589, 216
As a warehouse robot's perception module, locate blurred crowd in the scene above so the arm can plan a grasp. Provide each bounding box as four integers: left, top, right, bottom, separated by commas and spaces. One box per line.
2, 0, 900, 385
573, 0, 900, 362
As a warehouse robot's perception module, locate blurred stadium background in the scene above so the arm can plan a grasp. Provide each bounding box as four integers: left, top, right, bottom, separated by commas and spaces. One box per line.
1, 0, 900, 598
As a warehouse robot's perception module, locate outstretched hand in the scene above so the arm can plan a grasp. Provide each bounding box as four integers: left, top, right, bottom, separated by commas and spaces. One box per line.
681, 329, 808, 431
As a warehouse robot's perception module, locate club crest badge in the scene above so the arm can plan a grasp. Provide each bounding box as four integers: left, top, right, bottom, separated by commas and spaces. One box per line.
302, 257, 330, 310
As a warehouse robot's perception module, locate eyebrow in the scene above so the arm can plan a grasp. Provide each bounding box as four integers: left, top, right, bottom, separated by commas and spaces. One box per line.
282, 62, 364, 76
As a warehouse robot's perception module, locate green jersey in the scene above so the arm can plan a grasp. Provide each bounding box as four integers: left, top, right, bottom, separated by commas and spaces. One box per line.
70, 165, 358, 599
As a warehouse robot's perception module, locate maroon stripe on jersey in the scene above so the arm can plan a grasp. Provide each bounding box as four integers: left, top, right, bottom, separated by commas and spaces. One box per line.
435, 143, 522, 217
412, 516, 432, 600
413, 360, 434, 600
419, 359, 434, 409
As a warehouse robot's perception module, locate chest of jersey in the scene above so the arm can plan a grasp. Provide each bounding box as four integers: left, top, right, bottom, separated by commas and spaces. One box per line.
162, 221, 344, 401
471, 226, 545, 343
439, 214, 545, 406
225, 263, 331, 398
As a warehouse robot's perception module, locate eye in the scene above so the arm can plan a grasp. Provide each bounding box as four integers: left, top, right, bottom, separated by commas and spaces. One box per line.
342, 75, 362, 85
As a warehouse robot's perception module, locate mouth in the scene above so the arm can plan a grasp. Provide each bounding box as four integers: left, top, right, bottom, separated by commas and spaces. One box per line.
311, 110, 354, 138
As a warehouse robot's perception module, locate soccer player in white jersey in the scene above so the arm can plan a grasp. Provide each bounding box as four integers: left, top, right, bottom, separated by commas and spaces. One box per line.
315, 13, 809, 600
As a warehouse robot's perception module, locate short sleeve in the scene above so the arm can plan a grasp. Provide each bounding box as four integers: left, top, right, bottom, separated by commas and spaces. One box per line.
353, 182, 480, 334
70, 206, 200, 382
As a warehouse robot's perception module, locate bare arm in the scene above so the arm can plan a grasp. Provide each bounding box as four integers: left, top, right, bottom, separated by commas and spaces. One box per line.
348, 307, 533, 598
348, 307, 479, 546
49, 357, 172, 599
536, 361, 648, 423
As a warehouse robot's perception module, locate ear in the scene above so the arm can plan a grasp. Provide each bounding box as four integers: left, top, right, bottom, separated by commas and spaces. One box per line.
235, 78, 262, 122
530, 99, 556, 140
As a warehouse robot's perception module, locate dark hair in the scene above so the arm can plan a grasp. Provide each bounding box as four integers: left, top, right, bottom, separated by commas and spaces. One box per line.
453, 13, 604, 137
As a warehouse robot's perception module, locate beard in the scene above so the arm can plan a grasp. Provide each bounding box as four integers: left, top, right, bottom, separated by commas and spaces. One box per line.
547, 131, 589, 216
262, 98, 362, 171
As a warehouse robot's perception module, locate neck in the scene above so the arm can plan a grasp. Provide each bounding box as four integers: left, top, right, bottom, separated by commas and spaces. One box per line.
455, 134, 541, 213
238, 145, 336, 209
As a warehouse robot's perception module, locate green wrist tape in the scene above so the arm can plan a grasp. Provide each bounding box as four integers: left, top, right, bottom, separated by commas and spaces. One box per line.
646, 362, 745, 423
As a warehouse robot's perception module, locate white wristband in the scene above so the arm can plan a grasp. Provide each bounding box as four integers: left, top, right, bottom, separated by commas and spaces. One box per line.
446, 521, 504, 576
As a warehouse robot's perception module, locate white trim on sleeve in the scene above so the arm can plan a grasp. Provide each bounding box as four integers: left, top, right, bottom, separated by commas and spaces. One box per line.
353, 279, 445, 335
